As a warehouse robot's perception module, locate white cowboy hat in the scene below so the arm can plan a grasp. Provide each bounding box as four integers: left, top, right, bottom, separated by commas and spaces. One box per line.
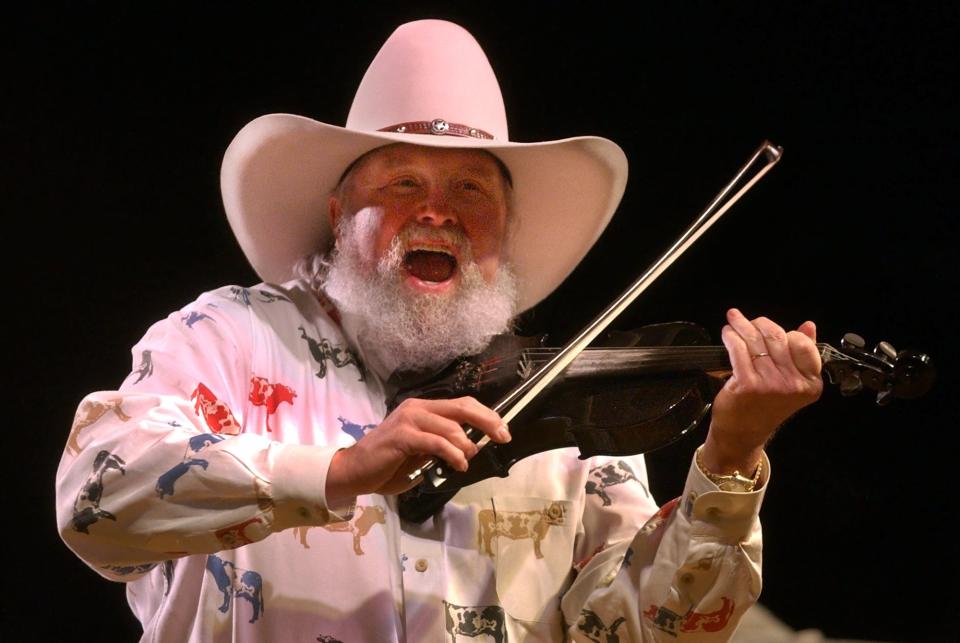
220, 19, 628, 312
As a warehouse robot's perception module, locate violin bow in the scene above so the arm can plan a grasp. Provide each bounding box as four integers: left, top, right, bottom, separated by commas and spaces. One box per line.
406, 140, 784, 487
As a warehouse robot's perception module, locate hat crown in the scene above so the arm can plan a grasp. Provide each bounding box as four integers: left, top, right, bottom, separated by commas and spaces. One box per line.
346, 20, 509, 140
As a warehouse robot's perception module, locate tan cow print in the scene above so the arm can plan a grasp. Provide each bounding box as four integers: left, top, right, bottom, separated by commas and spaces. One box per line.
293, 505, 385, 555
478, 501, 565, 559
68, 398, 131, 455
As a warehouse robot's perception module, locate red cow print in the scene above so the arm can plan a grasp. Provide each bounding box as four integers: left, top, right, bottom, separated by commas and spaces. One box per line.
215, 517, 265, 550
190, 383, 241, 435
638, 497, 680, 536
643, 596, 735, 636
248, 376, 297, 432
680, 596, 735, 633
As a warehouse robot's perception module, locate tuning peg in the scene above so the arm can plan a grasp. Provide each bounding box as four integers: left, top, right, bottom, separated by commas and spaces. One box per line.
874, 341, 897, 362
842, 333, 866, 351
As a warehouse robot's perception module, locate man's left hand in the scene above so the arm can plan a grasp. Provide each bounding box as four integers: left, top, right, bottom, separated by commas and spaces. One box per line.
701, 308, 823, 476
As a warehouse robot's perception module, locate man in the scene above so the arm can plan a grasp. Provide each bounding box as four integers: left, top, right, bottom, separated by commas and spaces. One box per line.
56, 20, 822, 641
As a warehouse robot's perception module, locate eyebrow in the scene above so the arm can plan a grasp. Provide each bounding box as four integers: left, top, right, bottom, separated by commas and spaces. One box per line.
459, 165, 501, 179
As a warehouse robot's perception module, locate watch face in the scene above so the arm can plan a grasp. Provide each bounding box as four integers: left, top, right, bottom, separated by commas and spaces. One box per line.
696, 447, 759, 492
717, 477, 754, 492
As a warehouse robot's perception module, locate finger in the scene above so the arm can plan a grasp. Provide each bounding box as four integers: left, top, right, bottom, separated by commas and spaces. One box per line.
750, 316, 799, 380
420, 397, 510, 442
411, 411, 481, 458
726, 308, 772, 376
787, 329, 823, 379
797, 320, 817, 341
721, 324, 756, 385
404, 430, 472, 473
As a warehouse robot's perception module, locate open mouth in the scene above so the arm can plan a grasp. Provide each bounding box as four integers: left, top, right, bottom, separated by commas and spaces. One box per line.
403, 249, 458, 283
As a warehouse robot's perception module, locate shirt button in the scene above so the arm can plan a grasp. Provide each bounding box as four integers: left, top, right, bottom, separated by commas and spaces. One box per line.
415, 558, 429, 572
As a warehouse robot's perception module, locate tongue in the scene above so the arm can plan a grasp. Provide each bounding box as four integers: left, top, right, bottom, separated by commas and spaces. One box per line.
404, 250, 456, 282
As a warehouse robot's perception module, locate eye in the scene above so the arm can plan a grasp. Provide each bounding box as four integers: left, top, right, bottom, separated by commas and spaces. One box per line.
459, 179, 491, 195
388, 176, 420, 190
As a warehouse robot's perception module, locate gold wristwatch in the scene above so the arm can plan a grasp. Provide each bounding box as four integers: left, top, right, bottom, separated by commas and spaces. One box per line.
695, 446, 763, 492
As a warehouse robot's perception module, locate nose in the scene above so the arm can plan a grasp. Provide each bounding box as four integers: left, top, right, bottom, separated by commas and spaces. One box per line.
416, 191, 458, 227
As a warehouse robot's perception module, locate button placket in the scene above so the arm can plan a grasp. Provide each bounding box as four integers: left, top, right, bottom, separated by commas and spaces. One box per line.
400, 532, 446, 642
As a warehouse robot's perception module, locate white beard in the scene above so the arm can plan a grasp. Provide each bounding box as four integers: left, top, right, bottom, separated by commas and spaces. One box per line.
299, 208, 518, 377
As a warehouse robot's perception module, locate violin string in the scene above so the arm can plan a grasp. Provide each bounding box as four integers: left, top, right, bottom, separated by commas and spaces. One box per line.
521, 343, 832, 355
521, 348, 730, 371
521, 347, 724, 358
516, 342, 842, 369
520, 343, 834, 356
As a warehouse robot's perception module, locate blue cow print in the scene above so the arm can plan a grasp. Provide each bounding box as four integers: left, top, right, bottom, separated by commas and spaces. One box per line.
132, 350, 154, 384
181, 311, 215, 328
230, 287, 254, 306
230, 286, 291, 306
338, 416, 377, 442
205, 555, 265, 624
155, 433, 225, 498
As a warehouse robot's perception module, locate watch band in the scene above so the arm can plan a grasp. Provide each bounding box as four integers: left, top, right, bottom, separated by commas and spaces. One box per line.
695, 446, 763, 492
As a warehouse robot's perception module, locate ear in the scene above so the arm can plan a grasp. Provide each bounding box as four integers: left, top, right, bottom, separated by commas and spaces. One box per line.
328, 195, 342, 235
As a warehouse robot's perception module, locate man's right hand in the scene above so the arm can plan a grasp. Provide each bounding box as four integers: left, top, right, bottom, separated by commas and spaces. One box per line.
325, 396, 510, 503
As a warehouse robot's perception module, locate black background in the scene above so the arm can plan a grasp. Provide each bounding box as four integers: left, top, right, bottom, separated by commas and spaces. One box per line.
7, 2, 958, 641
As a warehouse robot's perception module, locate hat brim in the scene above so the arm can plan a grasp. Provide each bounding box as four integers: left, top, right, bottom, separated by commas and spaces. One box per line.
221, 114, 628, 312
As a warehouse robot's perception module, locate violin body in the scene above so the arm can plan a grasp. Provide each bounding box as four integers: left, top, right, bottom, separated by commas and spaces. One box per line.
392, 321, 935, 522
393, 323, 726, 523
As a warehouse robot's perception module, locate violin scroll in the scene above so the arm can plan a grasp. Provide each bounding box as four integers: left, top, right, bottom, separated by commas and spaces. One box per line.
823, 333, 935, 405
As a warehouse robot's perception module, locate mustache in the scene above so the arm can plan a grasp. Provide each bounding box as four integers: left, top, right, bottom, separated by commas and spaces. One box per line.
379, 223, 473, 275
397, 222, 468, 249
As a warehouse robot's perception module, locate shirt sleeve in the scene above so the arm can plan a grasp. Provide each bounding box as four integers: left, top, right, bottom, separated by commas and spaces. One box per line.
55, 287, 352, 583
562, 452, 769, 641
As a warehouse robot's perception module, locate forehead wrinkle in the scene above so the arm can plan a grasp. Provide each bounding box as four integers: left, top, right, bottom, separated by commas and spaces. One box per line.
377, 151, 414, 169
375, 147, 500, 174
458, 164, 500, 179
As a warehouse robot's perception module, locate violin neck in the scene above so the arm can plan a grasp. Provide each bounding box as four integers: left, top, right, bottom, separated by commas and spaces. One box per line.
523, 346, 728, 379
524, 343, 834, 379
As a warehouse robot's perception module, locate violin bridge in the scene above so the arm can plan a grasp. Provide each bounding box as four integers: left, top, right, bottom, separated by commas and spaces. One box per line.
517, 352, 533, 381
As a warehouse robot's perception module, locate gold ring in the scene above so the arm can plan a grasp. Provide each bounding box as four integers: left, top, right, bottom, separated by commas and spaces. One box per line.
751, 352, 770, 361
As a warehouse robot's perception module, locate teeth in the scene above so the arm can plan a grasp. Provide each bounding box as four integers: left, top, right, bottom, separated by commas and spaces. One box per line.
407, 245, 455, 257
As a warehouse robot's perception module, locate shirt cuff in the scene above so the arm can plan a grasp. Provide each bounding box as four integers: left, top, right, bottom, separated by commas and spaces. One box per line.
269, 443, 356, 530
681, 450, 771, 542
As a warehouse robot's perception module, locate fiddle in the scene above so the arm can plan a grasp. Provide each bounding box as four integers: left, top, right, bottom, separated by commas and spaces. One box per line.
392, 324, 935, 523
390, 140, 934, 523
